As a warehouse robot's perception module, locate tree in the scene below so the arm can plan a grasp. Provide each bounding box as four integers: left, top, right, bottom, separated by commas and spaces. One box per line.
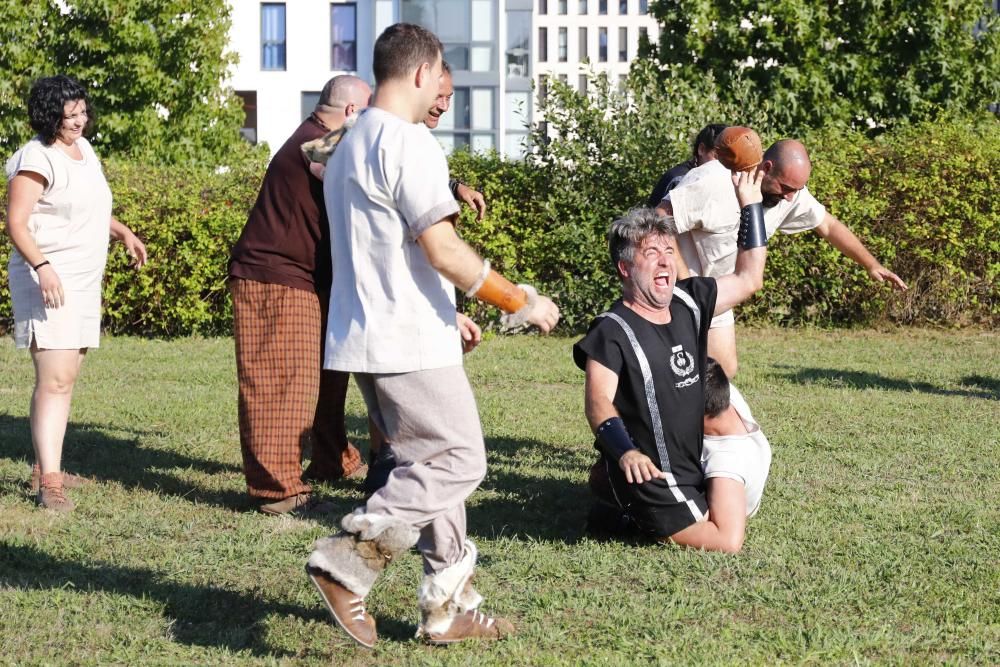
0, 0, 247, 165
647, 0, 1000, 132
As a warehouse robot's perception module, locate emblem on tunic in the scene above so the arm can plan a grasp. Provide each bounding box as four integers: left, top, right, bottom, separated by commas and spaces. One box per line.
669, 344, 695, 377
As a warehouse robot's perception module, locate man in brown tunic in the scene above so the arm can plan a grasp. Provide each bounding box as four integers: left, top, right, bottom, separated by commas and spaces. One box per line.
229, 75, 371, 514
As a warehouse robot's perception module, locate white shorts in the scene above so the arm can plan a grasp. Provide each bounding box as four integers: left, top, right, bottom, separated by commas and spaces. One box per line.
701, 430, 771, 517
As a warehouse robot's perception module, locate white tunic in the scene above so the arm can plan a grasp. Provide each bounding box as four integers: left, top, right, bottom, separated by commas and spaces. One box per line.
6, 137, 112, 349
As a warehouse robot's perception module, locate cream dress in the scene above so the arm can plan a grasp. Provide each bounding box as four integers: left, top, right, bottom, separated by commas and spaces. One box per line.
6, 137, 112, 349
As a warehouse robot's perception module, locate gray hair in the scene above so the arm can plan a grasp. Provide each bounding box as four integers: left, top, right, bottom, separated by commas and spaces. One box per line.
608, 208, 677, 270
318, 74, 368, 110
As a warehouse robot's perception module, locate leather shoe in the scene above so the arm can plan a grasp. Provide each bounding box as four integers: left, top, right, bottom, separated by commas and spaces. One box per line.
306, 565, 377, 648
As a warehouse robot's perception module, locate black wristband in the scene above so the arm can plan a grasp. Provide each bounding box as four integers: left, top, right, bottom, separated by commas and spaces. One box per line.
32, 260, 50, 271
595, 417, 637, 460
449, 178, 462, 199
737, 202, 767, 249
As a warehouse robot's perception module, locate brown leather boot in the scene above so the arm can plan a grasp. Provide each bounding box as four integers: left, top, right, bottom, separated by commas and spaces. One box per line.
37, 472, 75, 512
306, 565, 377, 648
29, 464, 89, 494
422, 609, 515, 645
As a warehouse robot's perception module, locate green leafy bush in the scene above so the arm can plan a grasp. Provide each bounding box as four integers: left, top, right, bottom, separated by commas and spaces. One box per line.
1, 151, 267, 336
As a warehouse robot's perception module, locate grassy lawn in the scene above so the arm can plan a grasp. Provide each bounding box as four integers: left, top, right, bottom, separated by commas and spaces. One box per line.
0, 327, 997, 665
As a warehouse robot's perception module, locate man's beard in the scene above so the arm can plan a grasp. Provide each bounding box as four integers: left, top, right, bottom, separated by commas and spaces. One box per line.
762, 193, 782, 208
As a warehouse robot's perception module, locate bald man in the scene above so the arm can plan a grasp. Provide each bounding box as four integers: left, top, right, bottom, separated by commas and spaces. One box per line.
657, 139, 907, 377
229, 75, 372, 515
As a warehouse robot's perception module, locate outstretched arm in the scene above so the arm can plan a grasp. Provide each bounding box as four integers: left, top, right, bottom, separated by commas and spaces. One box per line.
417, 219, 559, 332
714, 169, 767, 315
813, 213, 907, 290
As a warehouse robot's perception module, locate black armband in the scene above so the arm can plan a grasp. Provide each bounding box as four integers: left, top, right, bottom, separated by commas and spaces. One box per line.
595, 417, 637, 460
737, 202, 767, 249
449, 178, 462, 199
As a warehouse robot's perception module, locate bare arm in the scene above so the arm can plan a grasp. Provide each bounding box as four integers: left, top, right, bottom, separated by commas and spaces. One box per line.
417, 218, 559, 332
6, 171, 65, 307
585, 358, 666, 484
714, 169, 767, 315
813, 212, 907, 290
110, 217, 148, 268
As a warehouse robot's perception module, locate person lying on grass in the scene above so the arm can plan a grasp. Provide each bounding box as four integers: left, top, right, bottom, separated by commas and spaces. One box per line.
573, 167, 768, 552
698, 357, 773, 552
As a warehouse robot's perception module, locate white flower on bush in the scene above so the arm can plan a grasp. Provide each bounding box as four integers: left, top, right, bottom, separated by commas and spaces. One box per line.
763, 58, 779, 69
759, 14, 774, 26
154, 103, 170, 120
740, 18, 754, 31
737, 55, 757, 69
215, 165, 231, 175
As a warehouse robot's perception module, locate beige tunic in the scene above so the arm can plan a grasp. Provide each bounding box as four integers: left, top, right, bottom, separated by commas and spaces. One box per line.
6, 137, 112, 349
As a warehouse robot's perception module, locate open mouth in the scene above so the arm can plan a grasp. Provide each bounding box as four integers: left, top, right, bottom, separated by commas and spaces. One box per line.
653, 272, 671, 287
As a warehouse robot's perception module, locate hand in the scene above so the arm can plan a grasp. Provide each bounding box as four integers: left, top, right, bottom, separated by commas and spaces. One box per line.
122, 232, 148, 268
36, 264, 65, 309
619, 450, 668, 484
456, 312, 482, 353
731, 167, 764, 208
525, 294, 560, 333
456, 183, 486, 221
868, 264, 908, 291
309, 161, 326, 181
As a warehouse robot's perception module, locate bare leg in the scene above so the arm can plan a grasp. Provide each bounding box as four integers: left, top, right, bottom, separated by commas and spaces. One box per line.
707, 325, 739, 378
665, 478, 747, 553
29, 344, 86, 475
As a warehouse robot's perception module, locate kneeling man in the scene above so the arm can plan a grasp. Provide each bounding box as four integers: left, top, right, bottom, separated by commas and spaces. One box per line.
574, 169, 767, 551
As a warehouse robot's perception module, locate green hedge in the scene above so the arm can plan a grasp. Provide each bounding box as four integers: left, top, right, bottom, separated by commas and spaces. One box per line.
0, 153, 267, 336
1, 116, 997, 337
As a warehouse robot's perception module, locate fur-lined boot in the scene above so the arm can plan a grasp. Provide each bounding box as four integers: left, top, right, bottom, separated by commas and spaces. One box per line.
416, 540, 514, 645
305, 509, 419, 648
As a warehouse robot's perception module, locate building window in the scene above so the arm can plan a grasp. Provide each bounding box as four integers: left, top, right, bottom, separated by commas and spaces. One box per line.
599, 0, 607, 14
640, 26, 648, 45
301, 91, 321, 120
506, 10, 531, 80
639, 0, 648, 12
401, 0, 495, 72
619, 0, 627, 14
558, 73, 568, 83
430, 86, 496, 153
538, 26, 548, 62
261, 3, 286, 70
579, 0, 588, 13
331, 3, 357, 70
619, 27, 628, 61
558, 0, 567, 14
236, 91, 257, 144
538, 74, 549, 107
579, 27, 588, 61
598, 27, 607, 62
539, 0, 547, 14
505, 91, 530, 158
558, 27, 567, 62
578, 74, 587, 94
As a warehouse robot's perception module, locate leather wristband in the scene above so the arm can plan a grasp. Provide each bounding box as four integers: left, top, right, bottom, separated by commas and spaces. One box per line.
449, 178, 462, 199
737, 202, 767, 249
32, 260, 50, 271
595, 417, 637, 460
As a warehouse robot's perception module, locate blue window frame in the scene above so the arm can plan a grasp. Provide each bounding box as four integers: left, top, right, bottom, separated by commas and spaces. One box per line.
261, 3, 286, 70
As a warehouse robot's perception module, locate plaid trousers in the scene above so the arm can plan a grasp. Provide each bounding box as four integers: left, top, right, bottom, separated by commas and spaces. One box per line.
231, 278, 362, 499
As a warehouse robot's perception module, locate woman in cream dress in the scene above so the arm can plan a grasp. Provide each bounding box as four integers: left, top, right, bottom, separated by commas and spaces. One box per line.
5, 75, 147, 511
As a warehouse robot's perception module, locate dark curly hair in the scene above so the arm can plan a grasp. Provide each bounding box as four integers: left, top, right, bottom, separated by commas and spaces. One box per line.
28, 75, 94, 145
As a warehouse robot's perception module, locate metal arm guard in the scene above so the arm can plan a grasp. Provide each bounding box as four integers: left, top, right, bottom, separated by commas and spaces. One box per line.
737, 202, 767, 249
596, 417, 638, 460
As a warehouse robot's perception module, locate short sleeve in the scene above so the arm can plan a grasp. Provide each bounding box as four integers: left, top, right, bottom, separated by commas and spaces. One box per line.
675, 277, 718, 342
778, 186, 826, 234
391, 126, 460, 240
668, 164, 730, 234
5, 141, 54, 191
573, 318, 625, 377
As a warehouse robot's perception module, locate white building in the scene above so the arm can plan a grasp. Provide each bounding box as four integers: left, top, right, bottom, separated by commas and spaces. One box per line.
224, 1, 658, 158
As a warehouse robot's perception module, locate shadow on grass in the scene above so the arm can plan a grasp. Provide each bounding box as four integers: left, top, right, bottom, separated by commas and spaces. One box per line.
0, 413, 249, 510
771, 367, 999, 400
0, 540, 316, 657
